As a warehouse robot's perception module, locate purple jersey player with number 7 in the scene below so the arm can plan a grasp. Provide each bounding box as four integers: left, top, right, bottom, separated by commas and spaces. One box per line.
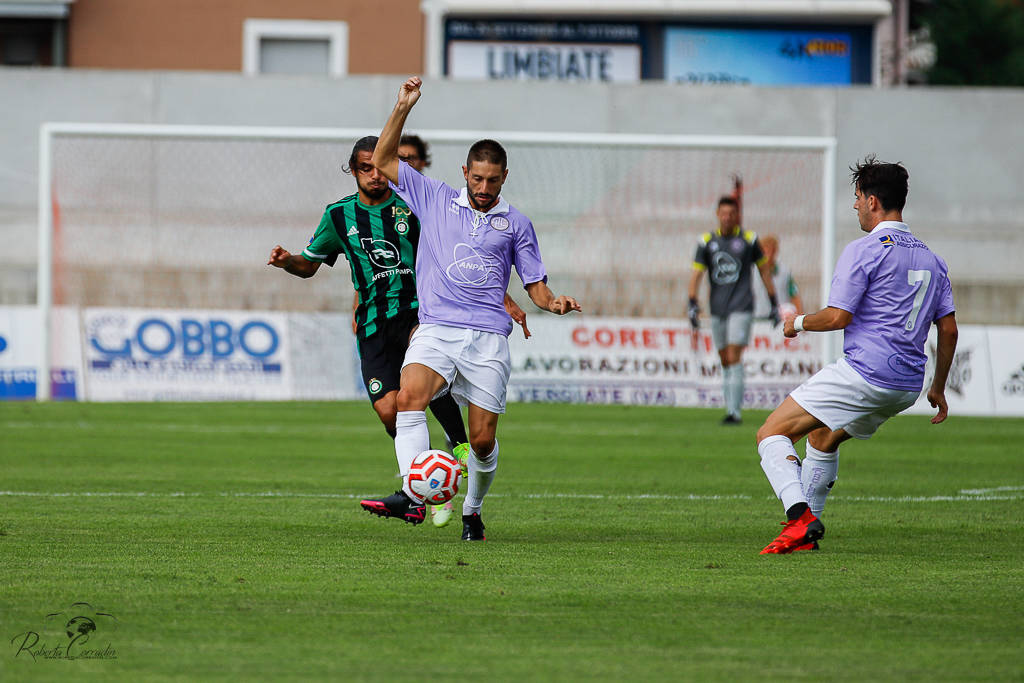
753, 156, 958, 555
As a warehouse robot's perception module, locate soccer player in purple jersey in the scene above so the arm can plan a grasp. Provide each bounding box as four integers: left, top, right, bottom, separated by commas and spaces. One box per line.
359, 76, 581, 540
755, 156, 958, 554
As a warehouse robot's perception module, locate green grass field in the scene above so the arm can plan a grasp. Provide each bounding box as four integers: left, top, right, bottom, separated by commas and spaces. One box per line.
1, 401, 1021, 681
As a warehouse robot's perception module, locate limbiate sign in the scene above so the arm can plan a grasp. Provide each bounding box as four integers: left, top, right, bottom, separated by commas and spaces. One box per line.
445, 19, 642, 83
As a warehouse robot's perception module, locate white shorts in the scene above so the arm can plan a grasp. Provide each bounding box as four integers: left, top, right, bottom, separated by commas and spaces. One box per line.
711, 311, 753, 349
402, 323, 511, 414
789, 358, 920, 440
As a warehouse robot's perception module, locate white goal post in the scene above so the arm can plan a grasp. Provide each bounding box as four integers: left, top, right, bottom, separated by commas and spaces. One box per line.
36, 122, 837, 400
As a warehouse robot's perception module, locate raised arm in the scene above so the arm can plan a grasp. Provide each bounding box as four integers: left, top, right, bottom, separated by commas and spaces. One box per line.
525, 281, 581, 315
371, 77, 422, 184
268, 245, 320, 278
927, 313, 959, 424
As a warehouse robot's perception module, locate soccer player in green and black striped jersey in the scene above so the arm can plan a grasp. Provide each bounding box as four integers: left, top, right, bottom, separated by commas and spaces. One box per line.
268, 136, 468, 453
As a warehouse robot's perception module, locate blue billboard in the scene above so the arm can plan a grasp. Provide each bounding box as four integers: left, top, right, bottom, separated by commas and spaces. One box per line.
665, 26, 862, 85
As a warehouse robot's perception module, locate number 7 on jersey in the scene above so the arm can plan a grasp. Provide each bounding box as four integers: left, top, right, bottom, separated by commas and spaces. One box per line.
905, 269, 932, 331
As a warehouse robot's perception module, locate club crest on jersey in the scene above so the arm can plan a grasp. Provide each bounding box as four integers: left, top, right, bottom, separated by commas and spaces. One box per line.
367, 378, 383, 394
490, 216, 510, 232
395, 221, 409, 235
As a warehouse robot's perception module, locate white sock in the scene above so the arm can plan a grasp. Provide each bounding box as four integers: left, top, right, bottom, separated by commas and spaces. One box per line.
727, 364, 744, 417
758, 435, 806, 512
395, 410, 429, 501
463, 439, 498, 516
721, 365, 734, 415
802, 444, 839, 517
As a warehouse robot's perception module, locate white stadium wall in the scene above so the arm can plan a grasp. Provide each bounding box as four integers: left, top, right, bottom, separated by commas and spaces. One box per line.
0, 71, 1023, 322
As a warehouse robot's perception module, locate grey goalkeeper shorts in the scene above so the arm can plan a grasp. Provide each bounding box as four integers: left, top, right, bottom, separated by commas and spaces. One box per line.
710, 311, 753, 349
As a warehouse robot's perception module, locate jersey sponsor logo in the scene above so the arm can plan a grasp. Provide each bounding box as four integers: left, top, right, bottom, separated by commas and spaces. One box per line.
886, 352, 923, 377
367, 378, 383, 394
446, 243, 497, 287
710, 251, 740, 285
490, 216, 510, 232
395, 220, 410, 235
347, 225, 359, 236
360, 237, 402, 269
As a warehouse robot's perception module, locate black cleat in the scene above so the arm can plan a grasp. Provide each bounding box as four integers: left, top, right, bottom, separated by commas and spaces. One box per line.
461, 513, 485, 541
360, 490, 426, 525
721, 414, 742, 425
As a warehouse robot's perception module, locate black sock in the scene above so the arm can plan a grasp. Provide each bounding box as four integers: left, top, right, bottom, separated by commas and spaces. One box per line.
786, 502, 809, 521
428, 393, 467, 447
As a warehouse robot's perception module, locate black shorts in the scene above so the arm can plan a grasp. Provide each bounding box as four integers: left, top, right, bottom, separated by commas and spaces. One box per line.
357, 308, 419, 404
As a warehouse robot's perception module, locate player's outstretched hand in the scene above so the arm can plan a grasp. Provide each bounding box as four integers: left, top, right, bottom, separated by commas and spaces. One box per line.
268, 245, 291, 268
504, 296, 531, 339
549, 296, 581, 315
397, 77, 422, 109
927, 388, 949, 424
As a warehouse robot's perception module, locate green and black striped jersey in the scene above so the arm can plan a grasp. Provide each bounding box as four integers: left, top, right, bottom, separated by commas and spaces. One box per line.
302, 192, 419, 339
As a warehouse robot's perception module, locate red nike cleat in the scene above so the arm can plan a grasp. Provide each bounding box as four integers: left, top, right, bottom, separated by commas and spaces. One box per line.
760, 509, 825, 555
792, 541, 820, 552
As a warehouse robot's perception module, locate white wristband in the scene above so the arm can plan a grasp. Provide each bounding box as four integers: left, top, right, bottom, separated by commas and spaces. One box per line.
793, 315, 806, 332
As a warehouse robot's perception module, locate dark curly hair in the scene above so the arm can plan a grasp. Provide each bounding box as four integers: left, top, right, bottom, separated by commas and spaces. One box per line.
850, 155, 909, 212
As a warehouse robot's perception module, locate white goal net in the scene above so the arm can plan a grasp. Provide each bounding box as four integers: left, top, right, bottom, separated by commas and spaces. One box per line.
37, 123, 835, 399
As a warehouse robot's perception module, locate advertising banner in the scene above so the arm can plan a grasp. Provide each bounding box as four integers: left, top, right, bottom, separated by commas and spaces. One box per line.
986, 327, 1024, 417
507, 316, 822, 408
82, 308, 291, 401
287, 312, 360, 401
664, 26, 854, 85
906, 325, 994, 417
446, 19, 642, 82
0, 306, 79, 400
448, 42, 641, 82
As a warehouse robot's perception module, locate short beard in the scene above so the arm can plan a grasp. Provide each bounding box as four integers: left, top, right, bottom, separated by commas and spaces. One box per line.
466, 185, 495, 212
361, 184, 388, 201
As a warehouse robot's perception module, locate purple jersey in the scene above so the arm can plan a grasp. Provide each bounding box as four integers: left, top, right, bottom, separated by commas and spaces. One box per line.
391, 160, 547, 336
828, 221, 955, 391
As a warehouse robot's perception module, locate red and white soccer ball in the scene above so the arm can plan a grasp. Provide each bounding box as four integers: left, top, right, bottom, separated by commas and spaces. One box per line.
406, 449, 461, 505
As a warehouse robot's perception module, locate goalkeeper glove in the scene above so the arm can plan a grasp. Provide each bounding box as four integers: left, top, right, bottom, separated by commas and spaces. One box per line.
688, 298, 700, 329
768, 294, 781, 327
